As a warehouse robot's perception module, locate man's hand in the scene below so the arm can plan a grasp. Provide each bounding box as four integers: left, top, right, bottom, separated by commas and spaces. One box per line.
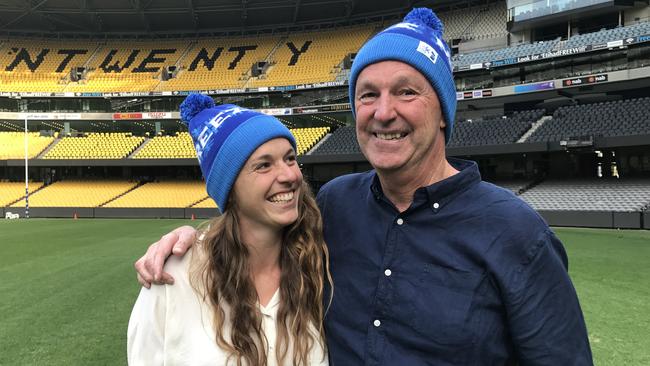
134, 225, 197, 288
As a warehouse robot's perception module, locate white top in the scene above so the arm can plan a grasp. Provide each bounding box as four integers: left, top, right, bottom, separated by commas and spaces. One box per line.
127, 249, 328, 366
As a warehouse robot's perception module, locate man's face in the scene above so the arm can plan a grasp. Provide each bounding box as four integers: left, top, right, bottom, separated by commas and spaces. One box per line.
354, 61, 446, 174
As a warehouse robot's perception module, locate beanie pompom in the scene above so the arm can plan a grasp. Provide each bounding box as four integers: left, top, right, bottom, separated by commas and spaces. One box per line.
404, 7, 443, 34
180, 93, 215, 124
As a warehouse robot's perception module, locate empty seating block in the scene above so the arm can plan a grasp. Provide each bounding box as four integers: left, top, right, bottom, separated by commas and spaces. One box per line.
0, 39, 97, 92
0, 132, 54, 159
311, 126, 360, 155
290, 127, 330, 155
160, 36, 280, 91
439, 2, 507, 41
519, 179, 650, 212
527, 97, 650, 142
248, 27, 373, 88
104, 181, 209, 208
11, 180, 137, 207
65, 40, 187, 93
449, 109, 544, 147
44, 133, 144, 159
133, 132, 196, 159
0, 181, 44, 206
563, 21, 650, 50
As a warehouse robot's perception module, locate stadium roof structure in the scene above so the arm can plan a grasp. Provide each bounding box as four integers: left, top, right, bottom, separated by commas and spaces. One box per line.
0, 0, 489, 38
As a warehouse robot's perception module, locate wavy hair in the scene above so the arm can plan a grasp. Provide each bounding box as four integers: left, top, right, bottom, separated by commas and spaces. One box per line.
190, 179, 332, 366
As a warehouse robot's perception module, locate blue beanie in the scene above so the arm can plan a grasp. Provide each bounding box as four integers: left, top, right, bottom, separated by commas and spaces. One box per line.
180, 93, 296, 211
349, 8, 456, 143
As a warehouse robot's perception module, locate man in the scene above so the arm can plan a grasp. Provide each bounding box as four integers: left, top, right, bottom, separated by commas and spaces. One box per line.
135, 8, 592, 365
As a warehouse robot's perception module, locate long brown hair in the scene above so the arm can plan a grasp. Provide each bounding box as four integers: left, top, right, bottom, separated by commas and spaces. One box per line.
190, 179, 332, 366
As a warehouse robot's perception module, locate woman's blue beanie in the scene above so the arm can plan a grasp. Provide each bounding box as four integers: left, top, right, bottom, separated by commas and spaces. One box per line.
179, 93, 296, 212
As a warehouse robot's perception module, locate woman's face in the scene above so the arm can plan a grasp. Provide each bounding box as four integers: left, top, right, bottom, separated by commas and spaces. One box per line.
232, 138, 302, 230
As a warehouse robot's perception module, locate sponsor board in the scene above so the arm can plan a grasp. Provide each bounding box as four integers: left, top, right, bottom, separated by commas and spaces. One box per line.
562, 74, 608, 87
456, 89, 492, 100
259, 108, 292, 116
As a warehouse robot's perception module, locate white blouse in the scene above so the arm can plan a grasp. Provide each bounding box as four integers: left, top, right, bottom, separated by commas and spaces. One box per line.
127, 249, 328, 366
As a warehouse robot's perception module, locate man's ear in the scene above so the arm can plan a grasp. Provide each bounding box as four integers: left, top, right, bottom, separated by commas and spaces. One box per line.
440, 119, 446, 129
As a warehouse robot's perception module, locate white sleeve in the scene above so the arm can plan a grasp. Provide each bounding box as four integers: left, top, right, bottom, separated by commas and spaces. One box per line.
127, 285, 167, 366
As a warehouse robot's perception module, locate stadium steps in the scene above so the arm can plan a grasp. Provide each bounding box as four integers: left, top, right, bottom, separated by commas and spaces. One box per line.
190, 196, 209, 207
243, 36, 287, 88
306, 133, 333, 155
127, 137, 150, 158
62, 42, 104, 90
517, 177, 545, 196
98, 181, 146, 207
4, 183, 48, 207
35, 138, 60, 159
519, 115, 551, 143
155, 41, 196, 90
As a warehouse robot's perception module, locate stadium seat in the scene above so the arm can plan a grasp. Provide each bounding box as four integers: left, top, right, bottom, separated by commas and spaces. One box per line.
11, 180, 138, 207
103, 181, 210, 208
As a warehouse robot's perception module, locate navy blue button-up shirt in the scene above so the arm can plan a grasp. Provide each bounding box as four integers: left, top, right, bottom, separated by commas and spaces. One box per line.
316, 158, 592, 366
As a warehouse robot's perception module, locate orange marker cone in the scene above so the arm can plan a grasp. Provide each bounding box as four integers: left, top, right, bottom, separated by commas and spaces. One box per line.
191, 213, 196, 220
73, 212, 78, 220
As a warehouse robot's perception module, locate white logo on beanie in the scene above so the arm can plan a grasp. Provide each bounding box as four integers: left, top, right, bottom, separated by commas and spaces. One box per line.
416, 41, 438, 64
385, 22, 421, 34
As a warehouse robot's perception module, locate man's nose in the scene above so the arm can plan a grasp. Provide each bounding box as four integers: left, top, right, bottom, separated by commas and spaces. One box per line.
374, 94, 397, 122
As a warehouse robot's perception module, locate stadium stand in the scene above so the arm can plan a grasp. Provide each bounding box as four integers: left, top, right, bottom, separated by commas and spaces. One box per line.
0, 181, 44, 206
291, 127, 330, 155
160, 36, 280, 91
43, 132, 144, 159
65, 40, 188, 93
133, 132, 196, 159
10, 180, 138, 207
103, 181, 209, 208
449, 109, 545, 147
439, 1, 508, 41
247, 27, 374, 88
519, 179, 650, 212
311, 126, 361, 155
131, 127, 329, 158
0, 132, 54, 159
452, 20, 650, 67
527, 97, 650, 142
562, 22, 650, 50
453, 38, 560, 67
0, 39, 97, 92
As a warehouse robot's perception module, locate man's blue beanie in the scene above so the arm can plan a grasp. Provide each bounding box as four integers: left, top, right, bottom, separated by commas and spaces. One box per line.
349, 8, 457, 143
179, 93, 296, 212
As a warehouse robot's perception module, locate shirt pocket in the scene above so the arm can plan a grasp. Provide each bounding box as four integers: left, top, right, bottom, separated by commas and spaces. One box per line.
407, 262, 484, 348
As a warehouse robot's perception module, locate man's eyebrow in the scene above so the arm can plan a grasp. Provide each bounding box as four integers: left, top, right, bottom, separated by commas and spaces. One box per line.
356, 80, 377, 91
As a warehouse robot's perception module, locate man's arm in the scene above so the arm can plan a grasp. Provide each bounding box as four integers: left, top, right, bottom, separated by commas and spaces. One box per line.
134, 225, 197, 288
506, 230, 593, 365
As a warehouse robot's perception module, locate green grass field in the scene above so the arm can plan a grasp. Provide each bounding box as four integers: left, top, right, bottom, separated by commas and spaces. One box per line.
1, 219, 648, 365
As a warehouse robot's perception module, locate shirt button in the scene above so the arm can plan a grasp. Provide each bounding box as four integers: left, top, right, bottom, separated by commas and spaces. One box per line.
396, 218, 404, 225
373, 319, 381, 327
433, 202, 440, 209
384, 269, 392, 276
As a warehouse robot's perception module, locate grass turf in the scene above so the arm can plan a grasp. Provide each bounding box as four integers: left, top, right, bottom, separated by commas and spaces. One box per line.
0, 220, 648, 365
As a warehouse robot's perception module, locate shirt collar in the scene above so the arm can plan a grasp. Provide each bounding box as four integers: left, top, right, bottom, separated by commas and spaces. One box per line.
370, 158, 482, 208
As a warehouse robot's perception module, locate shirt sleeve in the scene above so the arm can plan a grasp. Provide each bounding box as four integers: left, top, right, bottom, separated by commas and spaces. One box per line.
505, 229, 593, 365
127, 285, 167, 366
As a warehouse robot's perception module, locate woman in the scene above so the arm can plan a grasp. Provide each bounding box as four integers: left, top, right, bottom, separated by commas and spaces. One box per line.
128, 94, 332, 366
